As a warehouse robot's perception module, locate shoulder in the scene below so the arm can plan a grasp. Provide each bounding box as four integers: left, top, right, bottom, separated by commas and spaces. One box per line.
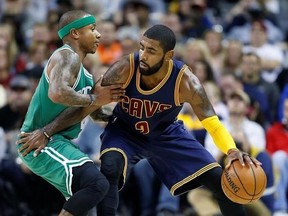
51, 49, 81, 67
102, 55, 131, 85
180, 66, 201, 88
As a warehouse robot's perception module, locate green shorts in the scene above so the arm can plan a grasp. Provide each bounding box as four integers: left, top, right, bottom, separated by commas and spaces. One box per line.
17, 134, 92, 199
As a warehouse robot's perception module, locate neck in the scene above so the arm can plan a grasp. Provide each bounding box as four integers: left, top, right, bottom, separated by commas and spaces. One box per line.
63, 41, 86, 61
141, 60, 170, 89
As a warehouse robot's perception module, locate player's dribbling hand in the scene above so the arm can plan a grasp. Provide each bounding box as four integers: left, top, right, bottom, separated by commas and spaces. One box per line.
16, 129, 48, 157
92, 75, 125, 106
225, 148, 262, 169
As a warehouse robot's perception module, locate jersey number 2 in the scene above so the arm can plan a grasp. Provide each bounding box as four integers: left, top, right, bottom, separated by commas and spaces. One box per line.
135, 121, 149, 135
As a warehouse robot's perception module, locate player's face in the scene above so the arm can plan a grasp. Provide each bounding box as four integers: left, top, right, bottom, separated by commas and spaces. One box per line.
79, 24, 101, 54
139, 36, 165, 76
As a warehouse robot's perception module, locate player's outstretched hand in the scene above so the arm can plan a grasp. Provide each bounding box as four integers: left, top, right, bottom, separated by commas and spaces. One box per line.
16, 129, 48, 157
225, 148, 262, 169
92, 75, 125, 106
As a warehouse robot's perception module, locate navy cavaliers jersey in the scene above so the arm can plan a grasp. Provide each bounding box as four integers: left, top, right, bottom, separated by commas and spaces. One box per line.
113, 53, 188, 136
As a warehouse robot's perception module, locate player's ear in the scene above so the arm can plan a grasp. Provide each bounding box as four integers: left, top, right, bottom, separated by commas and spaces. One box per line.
70, 28, 80, 39
165, 50, 174, 61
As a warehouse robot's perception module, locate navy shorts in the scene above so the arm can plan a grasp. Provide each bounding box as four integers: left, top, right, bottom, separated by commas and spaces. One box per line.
100, 119, 221, 195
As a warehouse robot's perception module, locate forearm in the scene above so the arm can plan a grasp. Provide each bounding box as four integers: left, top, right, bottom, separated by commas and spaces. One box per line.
49, 87, 94, 107
201, 115, 237, 154
43, 105, 100, 137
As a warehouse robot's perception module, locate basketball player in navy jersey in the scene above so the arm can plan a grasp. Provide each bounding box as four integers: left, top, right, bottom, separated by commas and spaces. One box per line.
18, 25, 260, 216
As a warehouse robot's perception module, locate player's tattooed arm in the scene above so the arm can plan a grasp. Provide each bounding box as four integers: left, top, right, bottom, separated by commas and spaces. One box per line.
48, 50, 93, 107
101, 55, 130, 86
179, 67, 216, 121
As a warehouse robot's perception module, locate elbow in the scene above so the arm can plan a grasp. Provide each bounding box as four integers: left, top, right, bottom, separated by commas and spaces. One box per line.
48, 90, 63, 104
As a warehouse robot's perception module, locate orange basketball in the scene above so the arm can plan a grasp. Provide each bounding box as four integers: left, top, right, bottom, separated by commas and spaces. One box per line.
221, 160, 267, 204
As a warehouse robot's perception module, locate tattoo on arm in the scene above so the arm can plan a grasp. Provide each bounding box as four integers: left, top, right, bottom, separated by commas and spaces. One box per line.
44, 107, 84, 135
101, 56, 130, 86
49, 50, 91, 107
182, 69, 216, 120
192, 85, 215, 119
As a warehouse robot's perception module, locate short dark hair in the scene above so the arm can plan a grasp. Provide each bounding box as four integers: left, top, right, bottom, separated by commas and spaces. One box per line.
58, 10, 89, 30
143, 25, 176, 53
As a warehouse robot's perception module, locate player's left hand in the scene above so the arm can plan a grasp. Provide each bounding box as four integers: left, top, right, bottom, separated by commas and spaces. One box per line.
16, 129, 48, 157
225, 148, 261, 169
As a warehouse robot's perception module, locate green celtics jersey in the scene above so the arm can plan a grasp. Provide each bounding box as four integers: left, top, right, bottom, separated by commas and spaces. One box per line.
21, 44, 94, 139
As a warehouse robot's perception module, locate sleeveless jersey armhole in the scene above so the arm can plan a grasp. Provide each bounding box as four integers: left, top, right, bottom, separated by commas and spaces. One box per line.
122, 54, 134, 89
174, 65, 188, 106
44, 46, 74, 84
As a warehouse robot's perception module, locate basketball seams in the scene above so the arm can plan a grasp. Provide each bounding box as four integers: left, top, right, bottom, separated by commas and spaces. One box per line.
221, 160, 267, 204
221, 168, 253, 203
222, 178, 254, 202
247, 162, 256, 202
232, 162, 254, 197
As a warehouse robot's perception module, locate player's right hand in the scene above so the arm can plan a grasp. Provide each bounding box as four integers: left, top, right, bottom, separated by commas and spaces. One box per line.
16, 129, 48, 157
225, 148, 261, 169
91, 75, 125, 106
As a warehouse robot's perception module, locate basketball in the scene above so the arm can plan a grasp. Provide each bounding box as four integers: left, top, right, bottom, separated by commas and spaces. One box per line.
221, 160, 267, 204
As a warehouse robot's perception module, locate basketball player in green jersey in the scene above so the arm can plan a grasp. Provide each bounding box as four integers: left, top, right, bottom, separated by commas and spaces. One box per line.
17, 10, 125, 216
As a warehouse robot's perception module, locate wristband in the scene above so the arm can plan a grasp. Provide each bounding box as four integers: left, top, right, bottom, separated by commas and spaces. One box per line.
41, 128, 51, 140
201, 115, 237, 154
88, 94, 94, 106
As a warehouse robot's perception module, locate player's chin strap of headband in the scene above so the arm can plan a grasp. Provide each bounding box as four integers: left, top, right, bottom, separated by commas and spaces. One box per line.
58, 15, 96, 39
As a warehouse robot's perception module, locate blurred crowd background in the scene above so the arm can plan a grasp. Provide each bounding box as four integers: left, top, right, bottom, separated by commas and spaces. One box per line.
1, 0, 288, 215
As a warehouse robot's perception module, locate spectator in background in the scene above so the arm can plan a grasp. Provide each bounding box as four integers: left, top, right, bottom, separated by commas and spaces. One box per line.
1, 0, 27, 50
203, 81, 229, 121
266, 97, 288, 157
224, 0, 284, 44
240, 52, 280, 126
97, 19, 123, 65
24, 42, 48, 71
0, 84, 7, 108
181, 39, 211, 70
177, 0, 214, 39
201, 89, 274, 215
117, 26, 140, 55
160, 12, 187, 59
22, 0, 50, 45
191, 59, 215, 85
0, 75, 33, 150
219, 72, 244, 103
203, 29, 225, 83
132, 159, 181, 216
0, 23, 19, 70
266, 98, 288, 216
222, 39, 243, 76
278, 85, 288, 122
205, 89, 266, 159
23, 65, 44, 93
114, 0, 157, 32
0, 47, 14, 88
25, 22, 51, 49
46, 9, 63, 51
243, 21, 284, 83
276, 67, 288, 93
